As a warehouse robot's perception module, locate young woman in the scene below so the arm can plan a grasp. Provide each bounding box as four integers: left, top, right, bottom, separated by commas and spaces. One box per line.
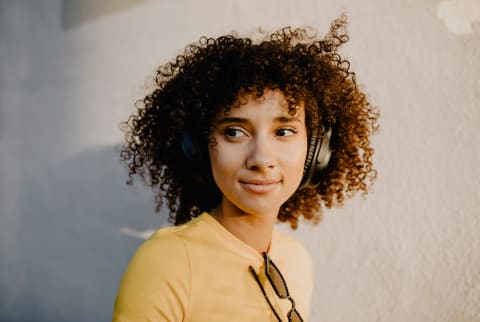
112, 15, 378, 322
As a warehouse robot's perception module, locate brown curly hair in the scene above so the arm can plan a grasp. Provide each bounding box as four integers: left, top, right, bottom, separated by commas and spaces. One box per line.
120, 15, 379, 229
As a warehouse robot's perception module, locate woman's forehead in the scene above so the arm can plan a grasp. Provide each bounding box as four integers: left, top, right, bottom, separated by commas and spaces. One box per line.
218, 89, 305, 119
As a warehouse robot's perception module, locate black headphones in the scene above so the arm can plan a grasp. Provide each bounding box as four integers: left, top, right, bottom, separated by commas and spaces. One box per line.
180, 131, 202, 161
299, 125, 332, 189
180, 125, 332, 188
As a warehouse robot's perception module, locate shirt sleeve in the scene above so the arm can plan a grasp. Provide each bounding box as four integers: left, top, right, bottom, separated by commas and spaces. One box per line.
112, 231, 191, 322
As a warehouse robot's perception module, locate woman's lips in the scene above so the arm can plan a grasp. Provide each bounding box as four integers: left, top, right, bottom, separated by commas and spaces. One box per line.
239, 180, 280, 193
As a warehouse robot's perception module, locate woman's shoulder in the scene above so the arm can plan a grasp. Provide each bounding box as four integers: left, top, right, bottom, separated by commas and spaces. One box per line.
129, 213, 211, 264
145, 212, 209, 244
273, 229, 312, 261
121, 226, 190, 282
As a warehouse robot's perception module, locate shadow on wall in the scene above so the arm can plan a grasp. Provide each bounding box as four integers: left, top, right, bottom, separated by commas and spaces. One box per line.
0, 145, 168, 322
61, 0, 149, 29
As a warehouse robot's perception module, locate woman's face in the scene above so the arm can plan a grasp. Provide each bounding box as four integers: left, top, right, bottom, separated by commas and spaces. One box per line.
208, 89, 308, 219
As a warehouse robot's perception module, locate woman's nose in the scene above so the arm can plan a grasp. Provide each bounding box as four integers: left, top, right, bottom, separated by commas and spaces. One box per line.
245, 135, 276, 171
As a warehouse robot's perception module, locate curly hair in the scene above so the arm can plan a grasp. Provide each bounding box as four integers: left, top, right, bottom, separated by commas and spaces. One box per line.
120, 15, 379, 229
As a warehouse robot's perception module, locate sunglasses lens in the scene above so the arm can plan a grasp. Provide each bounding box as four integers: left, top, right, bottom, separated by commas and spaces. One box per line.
288, 309, 303, 322
267, 262, 288, 297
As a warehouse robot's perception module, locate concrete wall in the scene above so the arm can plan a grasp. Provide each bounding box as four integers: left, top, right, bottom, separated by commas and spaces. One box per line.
1, 0, 479, 321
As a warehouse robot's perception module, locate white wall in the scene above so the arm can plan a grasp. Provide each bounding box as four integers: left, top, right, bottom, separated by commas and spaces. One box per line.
1, 0, 479, 321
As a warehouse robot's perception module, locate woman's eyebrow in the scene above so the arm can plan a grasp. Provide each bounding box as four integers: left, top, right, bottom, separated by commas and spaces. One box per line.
215, 115, 303, 125
215, 117, 249, 125
275, 116, 303, 123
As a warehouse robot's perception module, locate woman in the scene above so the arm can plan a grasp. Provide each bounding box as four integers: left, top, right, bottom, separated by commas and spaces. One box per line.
113, 15, 378, 322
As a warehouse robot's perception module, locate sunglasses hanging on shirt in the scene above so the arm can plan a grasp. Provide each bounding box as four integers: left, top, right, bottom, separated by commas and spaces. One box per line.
249, 252, 304, 322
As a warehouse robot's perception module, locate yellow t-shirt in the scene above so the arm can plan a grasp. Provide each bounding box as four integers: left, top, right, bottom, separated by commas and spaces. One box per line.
112, 212, 313, 322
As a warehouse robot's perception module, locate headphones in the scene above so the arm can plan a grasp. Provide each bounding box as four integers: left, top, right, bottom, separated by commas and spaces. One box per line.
180, 131, 202, 161
299, 125, 332, 189
180, 125, 332, 188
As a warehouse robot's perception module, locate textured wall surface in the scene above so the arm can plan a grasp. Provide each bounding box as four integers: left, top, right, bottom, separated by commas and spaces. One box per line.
1, 0, 479, 321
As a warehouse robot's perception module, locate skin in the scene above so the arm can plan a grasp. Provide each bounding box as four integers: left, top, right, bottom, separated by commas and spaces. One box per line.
208, 89, 308, 253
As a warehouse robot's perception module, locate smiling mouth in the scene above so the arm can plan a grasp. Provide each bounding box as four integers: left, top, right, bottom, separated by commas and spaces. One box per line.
239, 180, 280, 193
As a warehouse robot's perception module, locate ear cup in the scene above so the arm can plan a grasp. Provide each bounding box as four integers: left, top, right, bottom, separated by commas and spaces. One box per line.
181, 132, 202, 160
302, 127, 320, 177
180, 132, 213, 184
300, 126, 332, 189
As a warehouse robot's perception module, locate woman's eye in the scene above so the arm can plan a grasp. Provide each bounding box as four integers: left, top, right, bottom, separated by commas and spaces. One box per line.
276, 128, 296, 137
224, 128, 246, 138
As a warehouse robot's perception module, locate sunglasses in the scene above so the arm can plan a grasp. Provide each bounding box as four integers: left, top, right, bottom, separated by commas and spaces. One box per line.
249, 252, 304, 322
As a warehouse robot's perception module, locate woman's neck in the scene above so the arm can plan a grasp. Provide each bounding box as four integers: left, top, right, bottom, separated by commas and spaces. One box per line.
211, 206, 277, 254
